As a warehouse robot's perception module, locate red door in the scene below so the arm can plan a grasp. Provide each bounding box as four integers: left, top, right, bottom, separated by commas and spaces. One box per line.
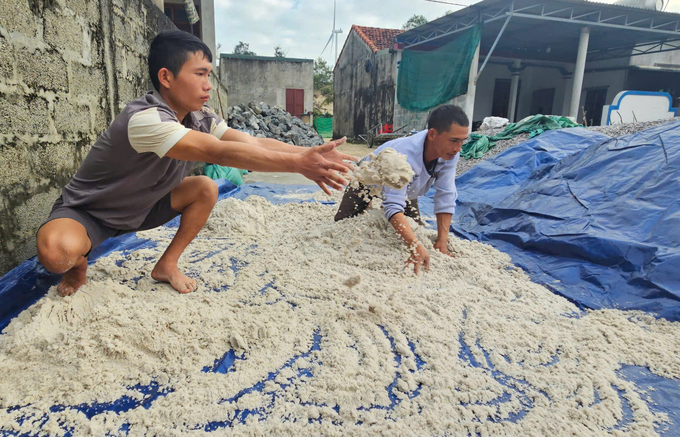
285, 89, 304, 118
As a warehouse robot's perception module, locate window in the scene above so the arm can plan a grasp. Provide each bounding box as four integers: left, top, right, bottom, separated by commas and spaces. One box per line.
164, 2, 201, 40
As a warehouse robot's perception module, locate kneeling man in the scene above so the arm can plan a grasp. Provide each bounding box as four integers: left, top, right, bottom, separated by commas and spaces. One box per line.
335, 104, 469, 274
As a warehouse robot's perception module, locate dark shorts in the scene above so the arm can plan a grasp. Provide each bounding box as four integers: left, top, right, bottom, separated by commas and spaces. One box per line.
334, 183, 422, 223
42, 192, 180, 256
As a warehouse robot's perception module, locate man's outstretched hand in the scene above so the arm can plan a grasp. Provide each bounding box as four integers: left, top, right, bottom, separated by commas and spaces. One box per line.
319, 137, 358, 168
298, 140, 355, 195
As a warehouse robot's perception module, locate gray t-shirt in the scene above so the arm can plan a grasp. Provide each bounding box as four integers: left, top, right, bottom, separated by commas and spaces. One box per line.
60, 90, 229, 230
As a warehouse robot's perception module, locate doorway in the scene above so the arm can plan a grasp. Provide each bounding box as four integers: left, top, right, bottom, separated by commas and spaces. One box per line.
530, 88, 555, 116
286, 89, 304, 118
492, 78, 521, 120
583, 87, 608, 127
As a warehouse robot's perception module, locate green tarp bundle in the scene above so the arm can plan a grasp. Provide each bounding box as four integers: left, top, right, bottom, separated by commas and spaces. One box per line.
313, 117, 333, 138
397, 25, 482, 112
461, 115, 582, 159
203, 164, 248, 186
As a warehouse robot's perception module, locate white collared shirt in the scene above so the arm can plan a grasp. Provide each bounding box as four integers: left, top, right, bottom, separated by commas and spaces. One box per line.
371, 130, 459, 220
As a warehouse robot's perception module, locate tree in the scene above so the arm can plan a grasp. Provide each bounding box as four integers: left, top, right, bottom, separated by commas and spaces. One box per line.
402, 14, 428, 30
234, 41, 256, 55
274, 46, 286, 57
314, 57, 333, 89
314, 57, 334, 105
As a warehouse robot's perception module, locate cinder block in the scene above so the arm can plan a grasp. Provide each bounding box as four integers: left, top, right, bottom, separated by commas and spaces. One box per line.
17, 48, 68, 93
29, 139, 84, 181
112, 13, 131, 45
0, 92, 51, 135
0, 142, 32, 187
116, 79, 140, 108
65, 0, 101, 25
92, 103, 108, 133
44, 9, 85, 54
0, 34, 12, 79
70, 62, 106, 100
0, 0, 41, 36
88, 35, 106, 67
13, 187, 62, 241
54, 99, 91, 134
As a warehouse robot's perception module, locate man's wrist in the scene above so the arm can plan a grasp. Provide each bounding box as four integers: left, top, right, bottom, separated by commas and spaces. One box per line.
287, 153, 302, 173
407, 240, 423, 252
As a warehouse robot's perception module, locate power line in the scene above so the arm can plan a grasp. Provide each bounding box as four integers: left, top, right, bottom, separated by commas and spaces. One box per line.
424, 0, 470, 7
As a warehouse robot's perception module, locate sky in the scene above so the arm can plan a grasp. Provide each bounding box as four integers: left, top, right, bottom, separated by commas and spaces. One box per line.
213, 0, 680, 66
213, 0, 458, 65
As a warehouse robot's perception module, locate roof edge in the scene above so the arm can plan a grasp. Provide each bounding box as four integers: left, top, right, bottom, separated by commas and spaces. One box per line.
220, 53, 313, 63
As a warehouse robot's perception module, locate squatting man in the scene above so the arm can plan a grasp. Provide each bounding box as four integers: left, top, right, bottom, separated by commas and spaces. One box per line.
36, 30, 358, 296
335, 104, 469, 274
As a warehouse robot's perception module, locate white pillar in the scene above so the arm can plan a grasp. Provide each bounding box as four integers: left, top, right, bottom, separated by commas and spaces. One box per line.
562, 74, 573, 116
152, 0, 164, 10
508, 59, 521, 123
569, 27, 590, 120
465, 41, 481, 132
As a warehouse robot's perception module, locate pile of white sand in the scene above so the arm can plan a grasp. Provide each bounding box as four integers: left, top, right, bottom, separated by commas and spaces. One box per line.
1, 193, 680, 436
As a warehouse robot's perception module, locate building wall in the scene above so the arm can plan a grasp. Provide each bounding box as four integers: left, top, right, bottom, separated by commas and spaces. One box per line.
333, 32, 399, 139
473, 57, 630, 123
220, 56, 313, 114
629, 47, 680, 68
0, 0, 227, 276
473, 63, 511, 121
516, 66, 568, 120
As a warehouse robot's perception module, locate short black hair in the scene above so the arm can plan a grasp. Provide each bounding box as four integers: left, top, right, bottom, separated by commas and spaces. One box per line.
148, 30, 213, 91
427, 104, 469, 132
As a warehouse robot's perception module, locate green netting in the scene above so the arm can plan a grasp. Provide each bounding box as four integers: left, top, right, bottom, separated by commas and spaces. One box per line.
396, 25, 482, 113
203, 164, 248, 186
461, 115, 582, 159
313, 117, 333, 138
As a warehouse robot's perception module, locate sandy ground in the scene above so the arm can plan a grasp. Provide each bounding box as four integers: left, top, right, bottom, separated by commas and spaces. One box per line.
242, 141, 372, 185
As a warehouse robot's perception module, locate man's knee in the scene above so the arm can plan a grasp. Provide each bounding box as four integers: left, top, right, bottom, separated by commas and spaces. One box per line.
37, 227, 88, 273
195, 176, 219, 205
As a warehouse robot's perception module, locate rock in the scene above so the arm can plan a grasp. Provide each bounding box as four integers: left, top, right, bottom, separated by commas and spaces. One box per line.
246, 114, 260, 130
225, 101, 325, 147
249, 102, 262, 115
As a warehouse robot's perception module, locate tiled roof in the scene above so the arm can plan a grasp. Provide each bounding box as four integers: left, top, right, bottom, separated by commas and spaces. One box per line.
352, 25, 404, 53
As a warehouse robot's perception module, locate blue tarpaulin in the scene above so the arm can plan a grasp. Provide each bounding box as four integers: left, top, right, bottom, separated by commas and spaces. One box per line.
452, 122, 680, 322
2, 120, 680, 435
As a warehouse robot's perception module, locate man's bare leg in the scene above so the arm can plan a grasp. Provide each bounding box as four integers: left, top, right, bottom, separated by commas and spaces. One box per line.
36, 218, 92, 296
151, 176, 218, 293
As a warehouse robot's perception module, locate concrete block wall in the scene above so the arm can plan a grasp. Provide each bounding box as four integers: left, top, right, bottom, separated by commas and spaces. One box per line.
0, 0, 227, 275
220, 55, 313, 114
332, 31, 399, 140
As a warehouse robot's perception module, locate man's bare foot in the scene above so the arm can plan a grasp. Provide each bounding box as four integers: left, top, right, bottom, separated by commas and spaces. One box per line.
57, 258, 88, 297
151, 262, 197, 294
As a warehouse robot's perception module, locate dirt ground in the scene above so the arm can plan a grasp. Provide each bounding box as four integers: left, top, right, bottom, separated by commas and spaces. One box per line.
242, 141, 372, 185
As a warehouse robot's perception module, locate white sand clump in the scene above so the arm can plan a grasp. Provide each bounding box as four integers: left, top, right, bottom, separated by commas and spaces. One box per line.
2, 194, 680, 436
352, 148, 414, 190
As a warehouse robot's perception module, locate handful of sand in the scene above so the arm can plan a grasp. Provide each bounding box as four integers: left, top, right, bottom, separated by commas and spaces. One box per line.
352, 148, 414, 190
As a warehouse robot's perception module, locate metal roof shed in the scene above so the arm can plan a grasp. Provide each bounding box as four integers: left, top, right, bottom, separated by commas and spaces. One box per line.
395, 0, 680, 121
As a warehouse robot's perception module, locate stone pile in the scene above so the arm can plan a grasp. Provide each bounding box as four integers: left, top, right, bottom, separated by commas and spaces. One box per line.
226, 102, 325, 147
